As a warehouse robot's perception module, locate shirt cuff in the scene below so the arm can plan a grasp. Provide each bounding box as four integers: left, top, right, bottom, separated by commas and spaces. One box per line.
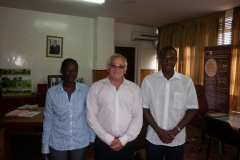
119, 135, 129, 146
42, 144, 50, 154
104, 134, 115, 146
186, 105, 198, 109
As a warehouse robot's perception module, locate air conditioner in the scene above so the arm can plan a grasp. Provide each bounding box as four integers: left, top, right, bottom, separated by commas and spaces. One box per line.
131, 31, 158, 41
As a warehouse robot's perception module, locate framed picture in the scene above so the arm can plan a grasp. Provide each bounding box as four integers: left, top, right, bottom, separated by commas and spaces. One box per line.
46, 35, 63, 58
47, 75, 62, 88
0, 69, 32, 96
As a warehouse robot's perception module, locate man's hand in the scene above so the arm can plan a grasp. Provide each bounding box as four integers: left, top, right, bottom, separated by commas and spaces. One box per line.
167, 127, 179, 139
110, 138, 123, 151
110, 138, 119, 147
156, 128, 174, 144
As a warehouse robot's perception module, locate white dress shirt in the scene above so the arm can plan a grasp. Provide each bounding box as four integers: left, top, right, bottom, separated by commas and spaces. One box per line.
141, 71, 198, 147
87, 78, 143, 146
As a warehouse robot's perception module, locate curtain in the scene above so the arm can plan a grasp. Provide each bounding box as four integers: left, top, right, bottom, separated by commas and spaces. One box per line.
230, 7, 240, 111
158, 13, 223, 85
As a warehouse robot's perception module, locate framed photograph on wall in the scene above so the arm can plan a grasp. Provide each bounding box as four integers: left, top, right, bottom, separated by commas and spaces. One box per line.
0, 69, 32, 96
47, 75, 62, 88
46, 35, 63, 58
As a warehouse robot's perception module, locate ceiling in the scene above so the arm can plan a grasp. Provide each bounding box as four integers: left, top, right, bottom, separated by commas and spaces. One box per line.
0, 0, 240, 26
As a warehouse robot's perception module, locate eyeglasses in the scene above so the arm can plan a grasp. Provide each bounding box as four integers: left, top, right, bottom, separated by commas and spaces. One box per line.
160, 57, 177, 64
110, 64, 125, 69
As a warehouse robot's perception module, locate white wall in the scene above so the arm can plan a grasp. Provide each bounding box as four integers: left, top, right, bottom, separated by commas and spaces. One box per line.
0, 7, 95, 91
115, 23, 157, 83
94, 17, 114, 69
0, 7, 156, 91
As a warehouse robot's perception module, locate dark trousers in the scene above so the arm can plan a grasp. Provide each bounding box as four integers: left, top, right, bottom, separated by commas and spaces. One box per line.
146, 141, 184, 160
94, 137, 135, 160
50, 147, 85, 160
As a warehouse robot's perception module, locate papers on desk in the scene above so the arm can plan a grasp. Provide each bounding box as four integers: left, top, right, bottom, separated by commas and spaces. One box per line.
5, 109, 40, 118
18, 104, 39, 110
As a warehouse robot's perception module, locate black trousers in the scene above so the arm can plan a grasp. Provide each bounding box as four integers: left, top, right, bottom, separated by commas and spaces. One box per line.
50, 147, 85, 160
94, 137, 135, 160
146, 141, 184, 160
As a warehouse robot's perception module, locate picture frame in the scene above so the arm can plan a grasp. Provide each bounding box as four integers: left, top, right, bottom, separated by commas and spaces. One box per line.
0, 69, 32, 97
47, 75, 62, 88
46, 35, 63, 58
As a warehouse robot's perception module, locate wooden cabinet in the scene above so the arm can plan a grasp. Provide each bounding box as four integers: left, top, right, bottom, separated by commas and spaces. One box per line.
140, 69, 155, 83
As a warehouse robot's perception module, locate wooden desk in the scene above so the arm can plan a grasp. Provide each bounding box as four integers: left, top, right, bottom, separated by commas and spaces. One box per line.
0, 95, 45, 117
0, 108, 43, 160
207, 112, 240, 132
0, 108, 43, 133
205, 112, 240, 160
0, 108, 94, 160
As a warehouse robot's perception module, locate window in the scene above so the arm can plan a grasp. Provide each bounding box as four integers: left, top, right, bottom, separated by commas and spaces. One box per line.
217, 9, 233, 45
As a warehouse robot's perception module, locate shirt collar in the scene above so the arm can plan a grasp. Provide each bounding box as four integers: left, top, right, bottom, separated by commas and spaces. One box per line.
106, 77, 128, 87
58, 82, 80, 92
158, 70, 182, 80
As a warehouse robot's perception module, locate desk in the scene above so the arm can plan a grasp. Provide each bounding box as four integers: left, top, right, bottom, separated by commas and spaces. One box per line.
0, 108, 43, 160
205, 113, 240, 160
0, 95, 45, 117
0, 108, 43, 133
207, 112, 240, 132
0, 108, 94, 160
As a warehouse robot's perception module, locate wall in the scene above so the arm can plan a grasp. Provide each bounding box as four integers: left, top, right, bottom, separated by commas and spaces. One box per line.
0, 7, 95, 91
0, 7, 156, 91
94, 17, 114, 69
115, 23, 157, 83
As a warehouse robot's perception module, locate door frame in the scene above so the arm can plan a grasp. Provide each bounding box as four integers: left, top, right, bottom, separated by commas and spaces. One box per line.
115, 41, 139, 84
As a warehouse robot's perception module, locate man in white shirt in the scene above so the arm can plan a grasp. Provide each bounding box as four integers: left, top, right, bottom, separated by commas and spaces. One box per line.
87, 54, 143, 160
141, 46, 198, 160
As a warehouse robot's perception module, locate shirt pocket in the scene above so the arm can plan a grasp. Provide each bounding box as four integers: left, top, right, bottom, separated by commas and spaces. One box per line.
173, 92, 185, 109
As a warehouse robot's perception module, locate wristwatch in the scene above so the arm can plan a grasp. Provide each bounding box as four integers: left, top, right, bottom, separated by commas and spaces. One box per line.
177, 126, 181, 132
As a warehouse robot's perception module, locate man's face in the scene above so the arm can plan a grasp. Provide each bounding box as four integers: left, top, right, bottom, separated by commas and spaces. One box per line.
62, 63, 78, 83
160, 52, 177, 75
108, 57, 127, 81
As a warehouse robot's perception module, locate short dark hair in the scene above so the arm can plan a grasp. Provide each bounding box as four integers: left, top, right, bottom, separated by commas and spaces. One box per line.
158, 46, 177, 60
60, 58, 78, 73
